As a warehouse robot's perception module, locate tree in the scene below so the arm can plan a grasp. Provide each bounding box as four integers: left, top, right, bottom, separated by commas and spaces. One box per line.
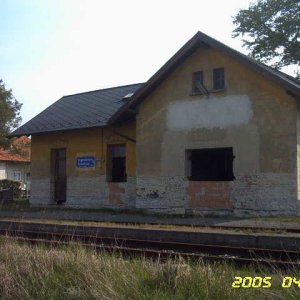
232, 0, 300, 78
0, 80, 22, 148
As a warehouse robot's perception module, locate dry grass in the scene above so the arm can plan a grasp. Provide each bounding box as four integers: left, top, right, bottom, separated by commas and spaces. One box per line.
0, 237, 299, 300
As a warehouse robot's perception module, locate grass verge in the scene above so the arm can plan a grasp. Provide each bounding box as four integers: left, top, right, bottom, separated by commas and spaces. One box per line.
0, 237, 299, 299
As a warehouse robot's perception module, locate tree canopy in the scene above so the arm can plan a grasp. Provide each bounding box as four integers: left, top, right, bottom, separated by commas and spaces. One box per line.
0, 80, 22, 148
232, 0, 300, 78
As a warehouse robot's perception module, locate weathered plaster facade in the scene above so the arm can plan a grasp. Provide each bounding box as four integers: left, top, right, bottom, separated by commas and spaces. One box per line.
135, 47, 299, 215
30, 125, 136, 208
20, 32, 300, 216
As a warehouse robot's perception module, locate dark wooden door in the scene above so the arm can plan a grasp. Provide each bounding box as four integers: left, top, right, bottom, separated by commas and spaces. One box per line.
53, 148, 66, 203
111, 157, 126, 182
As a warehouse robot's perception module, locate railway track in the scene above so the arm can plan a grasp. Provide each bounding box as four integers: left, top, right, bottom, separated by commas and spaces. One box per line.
1, 216, 300, 233
0, 220, 299, 268
201, 225, 300, 234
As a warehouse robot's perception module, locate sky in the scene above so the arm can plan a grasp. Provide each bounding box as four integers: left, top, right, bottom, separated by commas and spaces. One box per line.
1, 0, 256, 125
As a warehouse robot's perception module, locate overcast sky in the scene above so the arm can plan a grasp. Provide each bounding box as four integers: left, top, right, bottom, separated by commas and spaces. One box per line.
1, 0, 254, 124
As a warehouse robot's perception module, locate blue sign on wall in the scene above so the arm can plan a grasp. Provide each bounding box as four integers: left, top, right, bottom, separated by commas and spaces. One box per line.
76, 156, 95, 168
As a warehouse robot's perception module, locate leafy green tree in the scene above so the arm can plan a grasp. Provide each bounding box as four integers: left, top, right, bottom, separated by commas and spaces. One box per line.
232, 0, 300, 78
0, 80, 22, 148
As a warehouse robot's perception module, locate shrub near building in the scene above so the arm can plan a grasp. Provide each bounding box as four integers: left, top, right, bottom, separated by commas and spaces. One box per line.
0, 179, 22, 199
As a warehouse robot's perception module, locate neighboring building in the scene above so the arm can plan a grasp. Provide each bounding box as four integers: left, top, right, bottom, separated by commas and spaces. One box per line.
10, 32, 300, 215
0, 136, 31, 190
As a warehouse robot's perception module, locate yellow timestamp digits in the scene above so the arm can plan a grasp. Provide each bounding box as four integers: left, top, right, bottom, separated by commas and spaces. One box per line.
232, 276, 300, 288
282, 277, 300, 288
232, 277, 272, 288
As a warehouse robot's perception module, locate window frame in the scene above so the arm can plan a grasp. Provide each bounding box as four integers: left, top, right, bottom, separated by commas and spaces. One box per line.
213, 68, 225, 90
186, 147, 234, 181
12, 170, 22, 182
192, 71, 204, 94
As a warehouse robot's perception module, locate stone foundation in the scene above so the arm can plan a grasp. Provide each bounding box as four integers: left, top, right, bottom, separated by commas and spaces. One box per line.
30, 173, 300, 216
30, 176, 136, 209
30, 178, 51, 205
232, 173, 300, 216
66, 176, 136, 208
136, 176, 186, 214
135, 173, 300, 216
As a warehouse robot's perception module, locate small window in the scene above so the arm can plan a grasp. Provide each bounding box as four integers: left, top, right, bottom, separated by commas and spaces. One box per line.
107, 144, 127, 182
213, 68, 225, 90
12, 171, 22, 182
192, 71, 204, 93
186, 147, 234, 181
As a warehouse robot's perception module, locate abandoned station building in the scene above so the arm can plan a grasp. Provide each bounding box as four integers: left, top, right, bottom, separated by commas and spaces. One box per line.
11, 32, 300, 216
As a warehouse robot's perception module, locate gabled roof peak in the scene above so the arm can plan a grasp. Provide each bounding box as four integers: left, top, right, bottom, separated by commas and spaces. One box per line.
109, 30, 300, 124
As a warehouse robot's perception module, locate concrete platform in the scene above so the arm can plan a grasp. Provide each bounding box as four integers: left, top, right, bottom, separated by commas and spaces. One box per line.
0, 219, 300, 251
0, 207, 300, 231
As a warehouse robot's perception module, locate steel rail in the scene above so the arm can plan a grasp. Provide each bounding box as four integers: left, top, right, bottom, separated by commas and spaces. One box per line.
0, 226, 299, 269
3, 234, 300, 269
1, 218, 299, 234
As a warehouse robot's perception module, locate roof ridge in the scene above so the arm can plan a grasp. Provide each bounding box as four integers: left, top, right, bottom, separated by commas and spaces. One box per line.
197, 31, 300, 87
195, 31, 299, 83
109, 30, 300, 124
63, 82, 144, 98
234, 48, 299, 83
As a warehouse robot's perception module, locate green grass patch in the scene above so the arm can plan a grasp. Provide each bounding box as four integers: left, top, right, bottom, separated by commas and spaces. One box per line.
0, 237, 299, 299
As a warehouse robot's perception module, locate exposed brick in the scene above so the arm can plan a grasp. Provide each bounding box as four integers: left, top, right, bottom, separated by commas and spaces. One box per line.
108, 182, 125, 205
186, 181, 233, 209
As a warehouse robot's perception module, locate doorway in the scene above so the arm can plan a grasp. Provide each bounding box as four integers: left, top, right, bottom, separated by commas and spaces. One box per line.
52, 148, 66, 204
107, 144, 127, 182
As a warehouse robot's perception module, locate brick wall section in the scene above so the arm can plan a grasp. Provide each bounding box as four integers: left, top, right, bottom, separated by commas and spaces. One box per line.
31, 173, 299, 215
186, 181, 233, 209
31, 176, 136, 209
136, 176, 186, 214
135, 174, 300, 215
67, 176, 108, 208
232, 173, 299, 215
67, 176, 136, 208
30, 178, 51, 205
108, 183, 125, 205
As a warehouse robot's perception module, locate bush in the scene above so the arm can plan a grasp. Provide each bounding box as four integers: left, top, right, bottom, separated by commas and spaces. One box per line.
0, 180, 22, 199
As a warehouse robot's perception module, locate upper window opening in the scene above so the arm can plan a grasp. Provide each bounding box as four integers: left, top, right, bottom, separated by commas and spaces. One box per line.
213, 68, 225, 90
186, 147, 234, 181
192, 71, 204, 93
107, 144, 127, 182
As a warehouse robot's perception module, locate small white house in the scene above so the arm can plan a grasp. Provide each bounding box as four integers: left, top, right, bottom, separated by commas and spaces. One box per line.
0, 137, 30, 191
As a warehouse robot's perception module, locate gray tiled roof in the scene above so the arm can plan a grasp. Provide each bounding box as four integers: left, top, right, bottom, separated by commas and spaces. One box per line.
11, 32, 300, 137
10, 83, 144, 137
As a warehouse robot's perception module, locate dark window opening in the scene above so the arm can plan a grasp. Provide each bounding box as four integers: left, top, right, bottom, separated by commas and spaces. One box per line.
213, 68, 225, 90
51, 148, 67, 203
186, 147, 234, 181
192, 71, 204, 93
107, 144, 127, 182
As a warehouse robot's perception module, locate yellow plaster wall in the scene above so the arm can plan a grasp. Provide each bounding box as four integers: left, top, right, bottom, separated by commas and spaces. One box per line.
136, 46, 298, 177
31, 123, 136, 181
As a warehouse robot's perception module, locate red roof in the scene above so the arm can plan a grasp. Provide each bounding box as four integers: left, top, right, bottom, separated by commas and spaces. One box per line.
0, 136, 30, 162
0, 150, 29, 162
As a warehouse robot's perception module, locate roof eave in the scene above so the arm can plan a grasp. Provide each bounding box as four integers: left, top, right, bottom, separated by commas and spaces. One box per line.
0, 159, 30, 163
9, 124, 109, 138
